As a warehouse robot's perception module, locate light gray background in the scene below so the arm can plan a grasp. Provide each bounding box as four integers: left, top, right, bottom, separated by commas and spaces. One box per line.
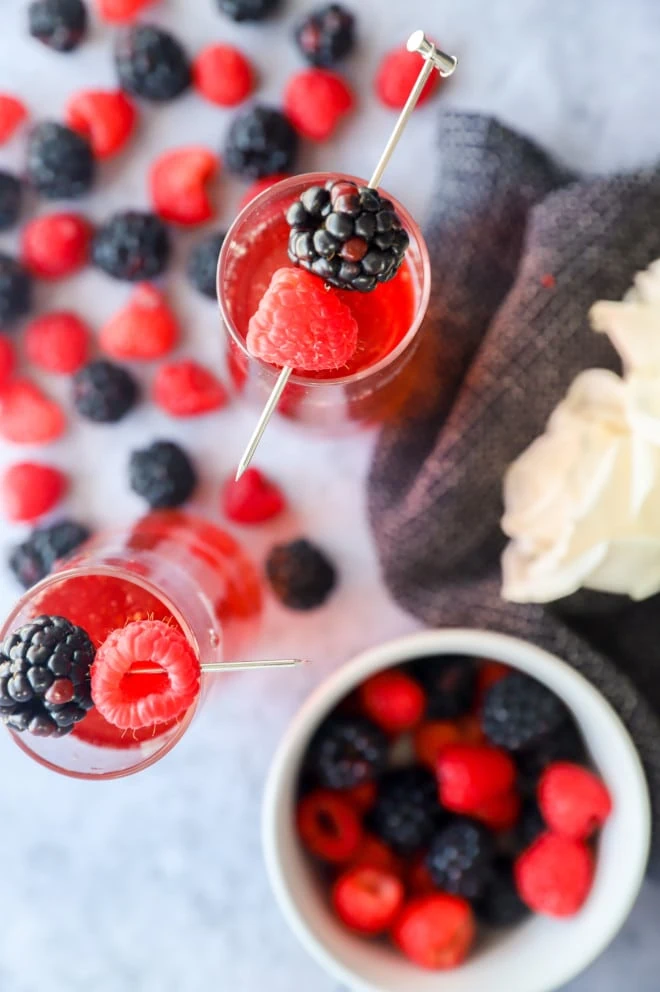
0, 0, 659, 989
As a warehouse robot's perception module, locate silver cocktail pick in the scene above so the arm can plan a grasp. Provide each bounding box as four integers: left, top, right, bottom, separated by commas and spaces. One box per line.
129, 657, 307, 675
234, 31, 458, 481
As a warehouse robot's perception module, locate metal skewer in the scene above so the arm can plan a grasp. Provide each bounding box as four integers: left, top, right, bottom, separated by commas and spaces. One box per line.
235, 31, 458, 482
128, 657, 307, 675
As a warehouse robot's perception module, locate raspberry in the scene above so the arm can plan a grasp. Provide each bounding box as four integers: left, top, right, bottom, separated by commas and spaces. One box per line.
66, 90, 137, 159
284, 69, 354, 141
186, 230, 225, 299
26, 122, 95, 200
222, 468, 285, 524
225, 105, 299, 179
0, 96, 27, 145
0, 379, 65, 444
216, 0, 281, 21
408, 655, 477, 719
2, 462, 66, 522
368, 766, 439, 856
482, 673, 568, 753
393, 894, 475, 970
376, 46, 440, 110
193, 44, 254, 107
473, 790, 521, 832
0, 254, 33, 327
115, 24, 191, 103
25, 312, 90, 374
28, 0, 88, 53
150, 147, 219, 226
343, 780, 377, 813
91, 619, 200, 730
348, 834, 400, 875
358, 670, 426, 734
266, 537, 337, 609
22, 213, 91, 280
332, 866, 403, 935
8, 519, 89, 588
295, 4, 355, 68
92, 211, 170, 282
73, 359, 139, 423
129, 440, 197, 508
0, 172, 22, 231
248, 267, 358, 371
426, 818, 495, 900
305, 714, 388, 790
97, 0, 155, 22
153, 360, 227, 418
538, 762, 612, 840
0, 338, 15, 388
514, 832, 595, 917
238, 174, 289, 211
297, 788, 362, 863
100, 284, 178, 360
437, 745, 517, 815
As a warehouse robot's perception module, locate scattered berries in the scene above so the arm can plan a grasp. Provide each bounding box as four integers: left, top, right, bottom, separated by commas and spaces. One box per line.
358, 669, 426, 734
0, 96, 27, 145
247, 267, 358, 370
222, 467, 285, 524
216, 0, 281, 21
26, 122, 95, 200
515, 833, 594, 918
28, 0, 87, 53
97, 0, 154, 22
306, 715, 388, 790
193, 44, 254, 107
332, 866, 403, 935
482, 672, 568, 753
66, 89, 137, 159
2, 462, 66, 522
367, 765, 438, 856
297, 789, 362, 863
225, 105, 299, 179
92, 211, 170, 282
436, 744, 516, 815
265, 536, 337, 609
0, 379, 65, 444
100, 284, 178, 360
426, 818, 495, 900
22, 212, 92, 279
477, 858, 529, 927
409, 655, 476, 719
129, 439, 197, 508
295, 4, 355, 67
376, 46, 440, 110
115, 24, 191, 102
0, 253, 33, 326
73, 359, 139, 423
538, 762, 612, 840
0, 338, 15, 388
25, 312, 90, 374
9, 519, 90, 588
150, 147, 219, 226
0, 172, 22, 231
186, 230, 225, 299
154, 360, 227, 418
238, 174, 288, 211
284, 69, 354, 141
393, 894, 475, 970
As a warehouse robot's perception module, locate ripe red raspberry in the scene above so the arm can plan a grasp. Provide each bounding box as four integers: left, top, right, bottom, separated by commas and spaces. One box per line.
332, 866, 404, 935
22, 213, 92, 279
393, 894, 475, 970
0, 95, 27, 145
193, 44, 254, 107
344, 780, 377, 813
515, 833, 595, 917
100, 284, 178, 361
153, 360, 228, 417
239, 174, 289, 211
473, 790, 521, 832
247, 267, 358, 371
0, 378, 66, 444
97, 0, 156, 21
221, 468, 285, 524
376, 47, 440, 110
407, 856, 438, 897
539, 762, 612, 840
2, 462, 66, 522
0, 337, 15, 389
358, 669, 426, 734
436, 744, 517, 815
66, 90, 137, 159
348, 834, 401, 875
297, 789, 363, 863
150, 147, 219, 226
25, 312, 90, 374
284, 69, 354, 141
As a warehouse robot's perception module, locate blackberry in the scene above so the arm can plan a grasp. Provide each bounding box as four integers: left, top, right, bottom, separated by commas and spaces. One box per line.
426, 818, 495, 900
9, 520, 91, 589
92, 211, 170, 282
129, 440, 197, 508
407, 654, 476, 719
511, 800, 546, 855
225, 105, 299, 179
476, 858, 529, 927
482, 672, 568, 753
216, 0, 281, 21
0, 253, 32, 327
73, 359, 139, 423
516, 719, 586, 796
367, 765, 439, 856
115, 24, 191, 102
286, 179, 409, 292
0, 172, 22, 231
26, 122, 95, 199
266, 538, 336, 610
186, 230, 226, 299
0, 614, 94, 737
305, 715, 388, 790
28, 0, 87, 52
295, 4, 355, 67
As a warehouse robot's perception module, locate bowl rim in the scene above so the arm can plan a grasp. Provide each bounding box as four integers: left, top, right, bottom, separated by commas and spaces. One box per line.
262, 628, 652, 992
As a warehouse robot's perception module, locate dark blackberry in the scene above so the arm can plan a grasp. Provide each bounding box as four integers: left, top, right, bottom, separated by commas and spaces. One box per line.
0, 172, 22, 231
367, 765, 440, 856
516, 719, 586, 796
295, 4, 355, 67
73, 359, 139, 423
9, 520, 91, 589
482, 673, 568, 753
426, 818, 495, 900
216, 0, 281, 21
286, 179, 409, 292
407, 654, 477, 719
92, 211, 170, 282
26, 122, 95, 199
306, 714, 388, 789
476, 858, 529, 927
225, 105, 299, 179
186, 230, 226, 299
265, 538, 336, 610
0, 253, 32, 327
129, 440, 197, 508
510, 800, 546, 855
115, 24, 191, 102
0, 614, 94, 737
28, 0, 87, 52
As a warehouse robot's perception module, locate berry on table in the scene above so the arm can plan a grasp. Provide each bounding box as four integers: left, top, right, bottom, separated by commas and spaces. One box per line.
305, 714, 388, 790
0, 172, 22, 231
476, 857, 529, 927
25, 312, 90, 374
514, 832, 594, 917
0, 253, 33, 326
376, 45, 440, 110
154, 360, 227, 418
284, 69, 354, 141
367, 765, 439, 856
73, 359, 139, 423
21, 212, 92, 279
2, 462, 66, 522
516, 718, 586, 796
149, 147, 219, 226
115, 24, 191, 102
129, 439, 197, 508
332, 866, 404, 935
0, 338, 15, 388
407, 655, 476, 719
538, 762, 612, 840
193, 44, 254, 107
238, 174, 289, 211
9, 519, 90, 588
0, 614, 94, 737
436, 744, 517, 815
222, 467, 285, 524
92, 211, 170, 282
393, 894, 475, 970
215, 0, 281, 21
265, 537, 337, 609
426, 818, 495, 900
481, 672, 569, 753
28, 0, 88, 53
297, 788, 362, 863
295, 4, 355, 67
0, 379, 65, 445
26, 122, 95, 199
186, 230, 225, 299
358, 669, 426, 734
100, 284, 178, 360
0, 95, 27, 145
97, 0, 155, 22
225, 105, 299, 179
66, 89, 137, 159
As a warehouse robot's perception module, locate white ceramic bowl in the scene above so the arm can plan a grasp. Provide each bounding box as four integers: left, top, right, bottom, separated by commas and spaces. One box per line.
262, 629, 651, 992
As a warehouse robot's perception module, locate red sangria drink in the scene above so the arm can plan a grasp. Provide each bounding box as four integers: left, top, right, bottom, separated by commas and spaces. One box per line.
218, 173, 430, 430
0, 511, 262, 779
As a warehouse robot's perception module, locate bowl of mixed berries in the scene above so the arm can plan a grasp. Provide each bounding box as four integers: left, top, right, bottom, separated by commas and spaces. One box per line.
262, 629, 650, 992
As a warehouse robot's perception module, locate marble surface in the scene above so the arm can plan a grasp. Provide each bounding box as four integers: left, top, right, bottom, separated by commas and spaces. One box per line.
0, 0, 659, 989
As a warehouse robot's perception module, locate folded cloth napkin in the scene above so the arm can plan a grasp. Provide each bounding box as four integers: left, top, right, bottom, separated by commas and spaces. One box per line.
368, 111, 660, 873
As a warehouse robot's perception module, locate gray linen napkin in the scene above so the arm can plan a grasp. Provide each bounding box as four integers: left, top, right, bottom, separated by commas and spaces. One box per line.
368, 111, 660, 872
